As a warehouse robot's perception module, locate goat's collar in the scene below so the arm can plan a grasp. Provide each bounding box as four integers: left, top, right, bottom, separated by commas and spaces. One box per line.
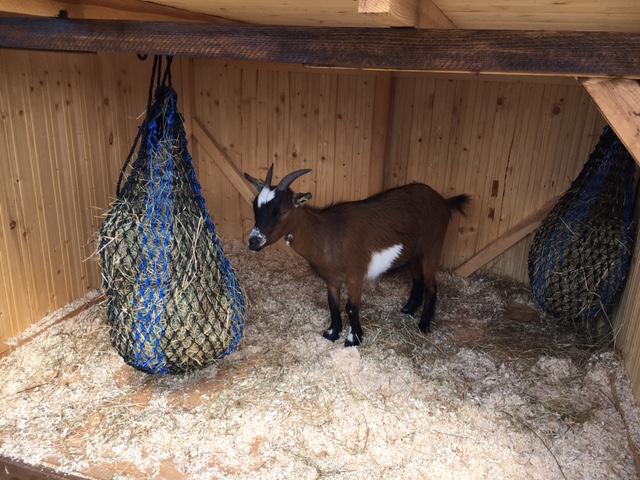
285, 233, 293, 246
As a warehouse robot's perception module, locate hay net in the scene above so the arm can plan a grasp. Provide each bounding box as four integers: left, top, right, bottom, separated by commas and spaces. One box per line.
99, 56, 245, 374
528, 125, 636, 324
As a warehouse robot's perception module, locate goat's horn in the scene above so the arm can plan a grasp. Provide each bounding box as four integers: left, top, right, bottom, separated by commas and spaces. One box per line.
265, 164, 274, 189
276, 169, 312, 192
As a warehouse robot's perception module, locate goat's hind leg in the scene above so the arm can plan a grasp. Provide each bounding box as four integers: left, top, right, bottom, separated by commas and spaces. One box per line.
322, 283, 343, 342
401, 260, 425, 315
418, 277, 437, 333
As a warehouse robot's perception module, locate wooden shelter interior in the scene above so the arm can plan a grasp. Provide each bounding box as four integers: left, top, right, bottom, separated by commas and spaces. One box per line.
1, 0, 640, 396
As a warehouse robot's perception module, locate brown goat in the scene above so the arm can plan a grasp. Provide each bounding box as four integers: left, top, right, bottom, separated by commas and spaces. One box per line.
244, 165, 470, 347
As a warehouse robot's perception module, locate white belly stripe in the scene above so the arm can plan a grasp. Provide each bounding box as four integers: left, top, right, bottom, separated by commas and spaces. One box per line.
367, 244, 403, 279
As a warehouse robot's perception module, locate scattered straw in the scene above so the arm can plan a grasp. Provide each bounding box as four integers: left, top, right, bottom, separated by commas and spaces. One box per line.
1, 239, 639, 479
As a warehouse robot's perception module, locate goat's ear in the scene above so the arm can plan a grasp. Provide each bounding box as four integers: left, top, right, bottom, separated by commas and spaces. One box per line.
292, 192, 312, 207
244, 173, 265, 192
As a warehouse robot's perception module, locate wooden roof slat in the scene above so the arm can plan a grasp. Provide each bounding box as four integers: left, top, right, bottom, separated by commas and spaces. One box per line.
580, 78, 640, 166
358, 0, 417, 27
0, 0, 240, 24
1, 19, 640, 78
416, 0, 457, 29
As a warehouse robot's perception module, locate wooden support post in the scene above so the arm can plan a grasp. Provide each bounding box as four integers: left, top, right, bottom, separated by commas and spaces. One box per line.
191, 117, 256, 205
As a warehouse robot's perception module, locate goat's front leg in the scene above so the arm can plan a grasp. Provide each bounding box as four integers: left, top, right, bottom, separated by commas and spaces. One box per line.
322, 283, 342, 342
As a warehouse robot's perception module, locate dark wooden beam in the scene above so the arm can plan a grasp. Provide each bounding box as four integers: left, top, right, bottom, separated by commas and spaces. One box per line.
1, 18, 640, 77
0, 455, 87, 480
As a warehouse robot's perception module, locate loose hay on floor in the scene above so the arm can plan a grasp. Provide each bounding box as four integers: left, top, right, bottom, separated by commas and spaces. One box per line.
1, 240, 639, 479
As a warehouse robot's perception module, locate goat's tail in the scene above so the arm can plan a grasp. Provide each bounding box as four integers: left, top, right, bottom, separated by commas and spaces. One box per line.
446, 194, 472, 218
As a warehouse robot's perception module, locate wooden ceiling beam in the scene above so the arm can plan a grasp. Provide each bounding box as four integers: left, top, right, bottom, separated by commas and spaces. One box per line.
1, 18, 640, 78
358, 0, 456, 28
415, 0, 456, 29
0, 0, 240, 24
358, 0, 416, 27
580, 78, 640, 166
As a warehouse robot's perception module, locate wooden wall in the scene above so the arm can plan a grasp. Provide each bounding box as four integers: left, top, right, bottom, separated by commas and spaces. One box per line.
0, 50, 610, 352
615, 191, 640, 396
0, 50, 154, 351
186, 62, 605, 273
385, 74, 606, 271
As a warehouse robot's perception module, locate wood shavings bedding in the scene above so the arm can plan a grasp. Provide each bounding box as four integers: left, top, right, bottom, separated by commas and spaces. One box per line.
1, 240, 638, 479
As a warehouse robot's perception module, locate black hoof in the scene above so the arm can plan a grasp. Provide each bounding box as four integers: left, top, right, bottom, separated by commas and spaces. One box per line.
344, 332, 361, 347
418, 322, 430, 334
323, 328, 341, 342
401, 305, 416, 315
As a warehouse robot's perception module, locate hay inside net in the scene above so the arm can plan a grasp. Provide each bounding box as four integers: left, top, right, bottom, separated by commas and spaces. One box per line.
528, 126, 636, 325
98, 57, 245, 374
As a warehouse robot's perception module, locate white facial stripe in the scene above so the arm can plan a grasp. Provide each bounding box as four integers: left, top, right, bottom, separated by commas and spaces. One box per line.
257, 187, 276, 207
367, 244, 403, 279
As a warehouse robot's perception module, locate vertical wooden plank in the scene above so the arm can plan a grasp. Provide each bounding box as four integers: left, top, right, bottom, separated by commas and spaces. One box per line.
348, 72, 373, 201
6, 51, 56, 322
369, 72, 393, 195
0, 50, 36, 340
615, 189, 640, 398
495, 81, 539, 239
314, 71, 338, 207
332, 75, 352, 203
42, 54, 82, 302
217, 62, 243, 240
62, 55, 96, 293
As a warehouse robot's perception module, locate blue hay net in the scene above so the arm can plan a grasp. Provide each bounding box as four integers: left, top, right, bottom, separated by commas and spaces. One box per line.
528, 126, 636, 324
99, 56, 245, 374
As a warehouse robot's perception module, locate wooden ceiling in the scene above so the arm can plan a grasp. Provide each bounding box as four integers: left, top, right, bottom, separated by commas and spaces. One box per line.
2, 0, 640, 31
140, 0, 640, 31
1, 0, 639, 163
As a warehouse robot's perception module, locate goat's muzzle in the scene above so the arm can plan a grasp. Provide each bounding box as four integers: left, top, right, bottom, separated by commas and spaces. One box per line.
248, 228, 267, 251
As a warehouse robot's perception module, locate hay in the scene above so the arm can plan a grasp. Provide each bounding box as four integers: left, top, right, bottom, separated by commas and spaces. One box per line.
100, 187, 237, 371
529, 126, 635, 325
1, 240, 640, 479
98, 76, 244, 374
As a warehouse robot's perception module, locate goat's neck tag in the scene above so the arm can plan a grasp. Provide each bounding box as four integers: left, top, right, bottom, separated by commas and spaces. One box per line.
286, 233, 293, 246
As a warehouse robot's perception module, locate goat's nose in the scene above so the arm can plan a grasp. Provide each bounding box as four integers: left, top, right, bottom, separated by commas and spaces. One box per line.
248, 227, 267, 251
248, 236, 262, 251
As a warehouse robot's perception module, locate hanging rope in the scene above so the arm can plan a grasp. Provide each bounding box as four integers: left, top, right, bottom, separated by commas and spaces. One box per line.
99, 56, 245, 374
